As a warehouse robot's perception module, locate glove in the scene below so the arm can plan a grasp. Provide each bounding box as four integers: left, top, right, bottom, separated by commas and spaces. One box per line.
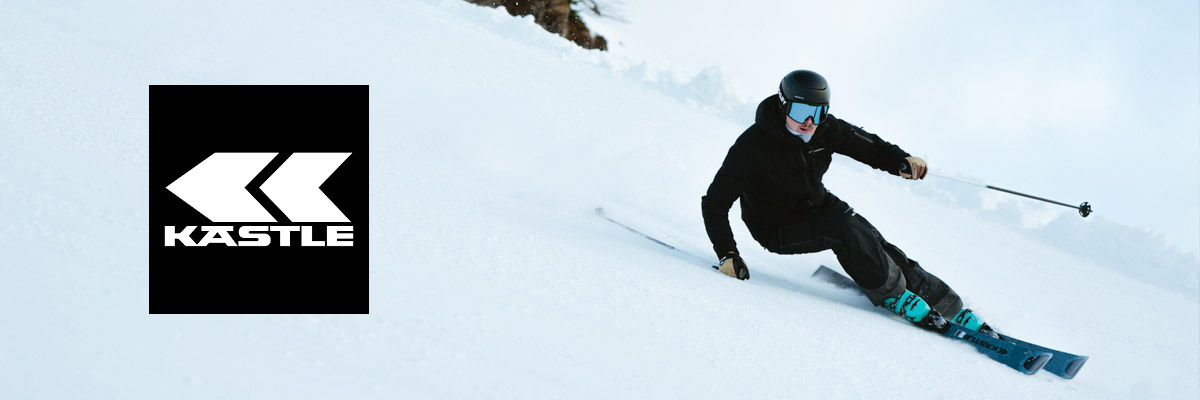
899, 156, 928, 180
718, 251, 750, 280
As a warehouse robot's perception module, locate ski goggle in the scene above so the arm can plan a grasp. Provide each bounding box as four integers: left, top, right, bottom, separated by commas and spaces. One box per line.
786, 102, 829, 125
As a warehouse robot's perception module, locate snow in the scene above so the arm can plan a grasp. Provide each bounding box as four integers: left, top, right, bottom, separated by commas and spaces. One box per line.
0, 0, 1197, 399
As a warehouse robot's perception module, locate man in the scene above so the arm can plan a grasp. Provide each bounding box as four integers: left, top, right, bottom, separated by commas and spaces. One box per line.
701, 70, 991, 333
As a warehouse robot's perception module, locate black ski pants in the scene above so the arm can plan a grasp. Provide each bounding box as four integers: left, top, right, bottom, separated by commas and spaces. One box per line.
753, 195, 964, 316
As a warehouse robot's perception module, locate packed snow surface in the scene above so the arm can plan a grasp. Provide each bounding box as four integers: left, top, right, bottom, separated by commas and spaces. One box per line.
0, 0, 1197, 399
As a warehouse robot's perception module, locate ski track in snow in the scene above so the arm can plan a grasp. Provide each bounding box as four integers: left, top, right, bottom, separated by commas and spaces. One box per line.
0, 0, 1196, 398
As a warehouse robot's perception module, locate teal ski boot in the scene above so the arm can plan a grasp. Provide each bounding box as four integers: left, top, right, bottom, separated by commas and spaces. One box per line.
884, 290, 948, 331
953, 308, 1000, 338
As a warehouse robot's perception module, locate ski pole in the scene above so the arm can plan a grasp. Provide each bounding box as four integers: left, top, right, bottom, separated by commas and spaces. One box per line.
594, 207, 717, 267
928, 173, 1093, 218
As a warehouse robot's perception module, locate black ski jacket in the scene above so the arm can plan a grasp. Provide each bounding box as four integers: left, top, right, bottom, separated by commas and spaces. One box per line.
701, 96, 912, 257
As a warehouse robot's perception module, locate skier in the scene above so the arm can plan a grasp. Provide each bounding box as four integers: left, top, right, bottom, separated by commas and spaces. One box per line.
701, 69, 991, 333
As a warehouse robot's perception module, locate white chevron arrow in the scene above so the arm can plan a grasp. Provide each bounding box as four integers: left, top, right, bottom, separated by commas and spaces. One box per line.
166, 153, 279, 222
260, 152, 352, 223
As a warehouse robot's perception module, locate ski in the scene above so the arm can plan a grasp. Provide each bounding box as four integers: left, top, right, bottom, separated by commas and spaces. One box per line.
811, 265, 1087, 378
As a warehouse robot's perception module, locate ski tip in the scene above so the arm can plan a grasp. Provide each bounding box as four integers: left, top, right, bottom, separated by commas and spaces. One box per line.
1022, 354, 1053, 375
594, 207, 606, 216
1061, 356, 1088, 379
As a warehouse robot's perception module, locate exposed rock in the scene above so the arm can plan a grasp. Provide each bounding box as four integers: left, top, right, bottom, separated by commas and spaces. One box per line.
464, 0, 607, 51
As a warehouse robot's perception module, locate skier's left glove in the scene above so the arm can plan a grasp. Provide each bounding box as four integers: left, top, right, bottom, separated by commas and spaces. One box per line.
900, 156, 928, 180
718, 251, 750, 280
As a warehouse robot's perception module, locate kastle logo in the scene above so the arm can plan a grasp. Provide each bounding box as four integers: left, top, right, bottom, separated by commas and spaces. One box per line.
164, 152, 354, 247
150, 85, 368, 314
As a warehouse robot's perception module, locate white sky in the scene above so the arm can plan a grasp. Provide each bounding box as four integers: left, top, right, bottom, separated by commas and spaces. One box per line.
588, 0, 1200, 253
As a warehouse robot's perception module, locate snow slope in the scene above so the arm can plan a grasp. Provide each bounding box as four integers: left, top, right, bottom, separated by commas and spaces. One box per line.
0, 0, 1197, 399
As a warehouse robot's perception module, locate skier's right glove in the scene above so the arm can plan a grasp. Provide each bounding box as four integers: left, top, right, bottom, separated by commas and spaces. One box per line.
718, 251, 750, 280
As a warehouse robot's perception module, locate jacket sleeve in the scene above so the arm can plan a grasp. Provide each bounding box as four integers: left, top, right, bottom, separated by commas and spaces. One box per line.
701, 139, 755, 258
829, 118, 911, 175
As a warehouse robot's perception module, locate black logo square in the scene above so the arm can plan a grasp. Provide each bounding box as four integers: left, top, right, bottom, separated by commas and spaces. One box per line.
150, 85, 368, 314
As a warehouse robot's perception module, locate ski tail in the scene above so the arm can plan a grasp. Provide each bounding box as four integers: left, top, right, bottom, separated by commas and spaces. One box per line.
812, 265, 859, 290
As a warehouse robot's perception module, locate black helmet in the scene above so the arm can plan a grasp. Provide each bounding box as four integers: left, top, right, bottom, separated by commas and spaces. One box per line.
777, 70, 830, 106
